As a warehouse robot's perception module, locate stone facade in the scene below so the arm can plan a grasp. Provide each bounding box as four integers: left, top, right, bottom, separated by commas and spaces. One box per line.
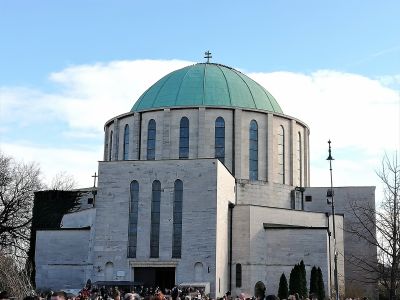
35, 229, 92, 290
34, 64, 377, 299
90, 159, 234, 297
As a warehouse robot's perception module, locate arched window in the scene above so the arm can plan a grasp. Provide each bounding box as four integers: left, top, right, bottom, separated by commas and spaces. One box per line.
123, 124, 129, 160
105, 262, 114, 281
147, 119, 156, 160
150, 180, 161, 258
278, 125, 285, 184
249, 120, 258, 180
179, 117, 189, 159
128, 180, 139, 258
297, 132, 302, 186
109, 130, 113, 161
236, 263, 242, 287
172, 180, 183, 258
215, 117, 225, 163
194, 262, 204, 282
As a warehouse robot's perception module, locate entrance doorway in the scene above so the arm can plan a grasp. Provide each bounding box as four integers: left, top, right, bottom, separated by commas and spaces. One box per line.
134, 267, 175, 290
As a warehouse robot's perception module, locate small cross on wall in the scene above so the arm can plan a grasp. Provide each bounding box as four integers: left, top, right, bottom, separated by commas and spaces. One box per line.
92, 172, 98, 188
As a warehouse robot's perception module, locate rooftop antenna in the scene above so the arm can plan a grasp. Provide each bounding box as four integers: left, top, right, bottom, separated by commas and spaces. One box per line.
204, 50, 212, 63
327, 140, 339, 300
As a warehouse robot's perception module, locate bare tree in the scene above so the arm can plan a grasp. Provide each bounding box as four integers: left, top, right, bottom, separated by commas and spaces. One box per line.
49, 171, 77, 190
347, 153, 399, 300
0, 152, 43, 259
0, 251, 33, 298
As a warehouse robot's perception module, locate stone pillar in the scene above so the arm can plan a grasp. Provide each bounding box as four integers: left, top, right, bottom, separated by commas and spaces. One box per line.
267, 113, 274, 182
198, 107, 206, 158
162, 109, 171, 159
305, 127, 310, 187
234, 109, 242, 179
290, 119, 295, 186
103, 127, 109, 161
132, 113, 141, 160
113, 118, 120, 161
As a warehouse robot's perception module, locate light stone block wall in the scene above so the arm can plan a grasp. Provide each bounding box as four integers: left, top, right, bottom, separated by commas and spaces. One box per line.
61, 208, 96, 228
304, 186, 378, 299
231, 205, 342, 297
236, 181, 293, 208
93, 159, 230, 297
327, 214, 345, 297
215, 162, 236, 297
35, 229, 92, 290
264, 229, 329, 296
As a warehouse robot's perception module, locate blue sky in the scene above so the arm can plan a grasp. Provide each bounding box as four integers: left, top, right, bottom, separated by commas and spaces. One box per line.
1, 1, 399, 192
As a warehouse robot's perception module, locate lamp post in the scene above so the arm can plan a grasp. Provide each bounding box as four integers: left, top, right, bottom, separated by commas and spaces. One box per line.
327, 140, 339, 300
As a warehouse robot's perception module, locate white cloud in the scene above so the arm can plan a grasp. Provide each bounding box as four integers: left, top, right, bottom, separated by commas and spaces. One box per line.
1, 59, 399, 191
249, 70, 400, 188
1, 59, 194, 135
48, 59, 194, 133
0, 142, 102, 188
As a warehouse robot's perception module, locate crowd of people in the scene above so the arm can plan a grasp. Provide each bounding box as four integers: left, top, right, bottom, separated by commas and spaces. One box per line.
1, 283, 368, 300
1, 283, 210, 300
0, 288, 371, 300
0, 286, 331, 300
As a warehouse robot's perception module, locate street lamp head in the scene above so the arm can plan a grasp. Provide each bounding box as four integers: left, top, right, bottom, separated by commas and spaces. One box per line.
327, 139, 334, 161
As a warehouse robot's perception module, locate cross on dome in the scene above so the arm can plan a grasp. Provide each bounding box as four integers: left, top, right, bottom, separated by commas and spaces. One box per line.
204, 50, 212, 63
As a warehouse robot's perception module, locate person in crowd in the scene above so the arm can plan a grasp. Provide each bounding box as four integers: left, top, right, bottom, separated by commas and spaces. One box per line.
51, 291, 67, 300
112, 287, 121, 300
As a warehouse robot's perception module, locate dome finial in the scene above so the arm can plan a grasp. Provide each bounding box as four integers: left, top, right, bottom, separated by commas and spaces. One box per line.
204, 50, 212, 63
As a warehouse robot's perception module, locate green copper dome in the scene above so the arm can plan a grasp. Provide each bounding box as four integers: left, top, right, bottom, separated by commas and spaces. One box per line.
131, 63, 283, 113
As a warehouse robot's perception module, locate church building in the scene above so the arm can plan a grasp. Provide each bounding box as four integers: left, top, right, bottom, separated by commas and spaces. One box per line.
34, 61, 377, 298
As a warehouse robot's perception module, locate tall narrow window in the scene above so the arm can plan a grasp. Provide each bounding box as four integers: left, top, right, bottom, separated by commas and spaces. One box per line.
172, 179, 183, 258
297, 132, 302, 186
249, 120, 258, 180
150, 180, 161, 258
128, 180, 139, 258
278, 125, 285, 184
236, 264, 242, 287
123, 124, 130, 160
109, 130, 113, 161
147, 119, 156, 160
215, 117, 225, 163
179, 117, 189, 159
